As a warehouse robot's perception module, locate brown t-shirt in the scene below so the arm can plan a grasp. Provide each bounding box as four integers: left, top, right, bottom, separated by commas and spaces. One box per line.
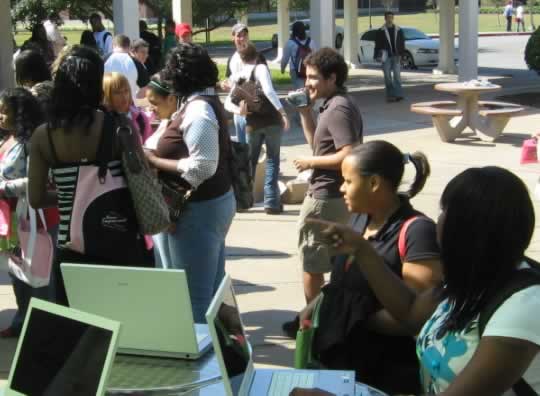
309, 93, 363, 199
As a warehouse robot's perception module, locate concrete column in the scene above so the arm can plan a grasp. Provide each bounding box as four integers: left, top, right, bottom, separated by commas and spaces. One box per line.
113, 0, 140, 40
0, 0, 14, 90
275, 0, 290, 61
172, 0, 193, 25
434, 0, 457, 75
343, 0, 359, 68
310, 0, 335, 49
458, 0, 479, 81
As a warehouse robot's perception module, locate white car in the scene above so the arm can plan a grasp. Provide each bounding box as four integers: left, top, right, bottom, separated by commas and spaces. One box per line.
358, 27, 457, 69
271, 19, 344, 49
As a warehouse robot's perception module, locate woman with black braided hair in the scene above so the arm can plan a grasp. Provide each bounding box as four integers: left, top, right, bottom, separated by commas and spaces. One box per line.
144, 43, 236, 323
0, 87, 49, 337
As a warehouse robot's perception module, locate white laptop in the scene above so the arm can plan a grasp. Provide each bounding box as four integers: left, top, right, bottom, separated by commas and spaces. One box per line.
206, 275, 356, 396
5, 298, 120, 396
61, 264, 212, 359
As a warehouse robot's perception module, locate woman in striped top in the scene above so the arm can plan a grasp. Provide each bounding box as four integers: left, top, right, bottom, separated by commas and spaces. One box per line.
28, 45, 152, 305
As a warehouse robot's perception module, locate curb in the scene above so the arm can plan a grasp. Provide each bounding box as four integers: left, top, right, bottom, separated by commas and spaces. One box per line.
428, 31, 533, 38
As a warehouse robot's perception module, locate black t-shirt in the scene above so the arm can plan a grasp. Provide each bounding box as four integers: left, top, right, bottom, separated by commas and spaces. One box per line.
309, 93, 363, 199
387, 26, 397, 55
132, 57, 150, 89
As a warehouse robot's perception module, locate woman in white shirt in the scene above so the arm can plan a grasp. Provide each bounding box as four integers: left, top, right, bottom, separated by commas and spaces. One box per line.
225, 43, 289, 214
516, 3, 526, 32
294, 166, 540, 396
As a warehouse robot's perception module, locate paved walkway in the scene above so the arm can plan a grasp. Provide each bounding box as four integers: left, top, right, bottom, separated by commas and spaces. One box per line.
2, 67, 540, 387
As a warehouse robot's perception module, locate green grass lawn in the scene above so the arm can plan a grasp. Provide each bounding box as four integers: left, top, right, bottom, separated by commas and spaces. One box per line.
216, 64, 291, 86
14, 12, 539, 48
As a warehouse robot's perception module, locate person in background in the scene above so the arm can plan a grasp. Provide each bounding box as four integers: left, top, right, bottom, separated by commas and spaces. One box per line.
225, 43, 290, 214
298, 141, 440, 395
105, 35, 149, 99
144, 43, 236, 323
43, 12, 66, 57
294, 166, 540, 396
89, 13, 113, 57
516, 2, 526, 32
139, 20, 161, 74
176, 23, 193, 44
282, 48, 363, 337
281, 21, 317, 90
19, 24, 55, 67
503, 1, 514, 32
130, 39, 151, 98
0, 88, 52, 338
28, 45, 153, 305
14, 50, 51, 89
374, 11, 406, 103
80, 30, 98, 50
162, 19, 178, 59
103, 72, 153, 143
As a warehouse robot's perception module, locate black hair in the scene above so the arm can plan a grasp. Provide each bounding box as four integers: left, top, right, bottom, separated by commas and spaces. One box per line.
15, 50, 51, 87
89, 13, 101, 22
148, 74, 174, 97
80, 30, 98, 48
0, 87, 44, 143
291, 21, 307, 41
30, 24, 48, 43
384, 11, 395, 18
139, 20, 148, 31
165, 19, 176, 30
160, 43, 219, 97
439, 167, 535, 333
348, 140, 430, 199
304, 47, 348, 88
49, 45, 104, 131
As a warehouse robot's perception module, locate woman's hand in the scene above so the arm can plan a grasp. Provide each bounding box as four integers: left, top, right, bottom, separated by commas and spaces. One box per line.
239, 100, 250, 117
281, 113, 290, 132
305, 218, 365, 256
144, 149, 158, 166
299, 304, 315, 330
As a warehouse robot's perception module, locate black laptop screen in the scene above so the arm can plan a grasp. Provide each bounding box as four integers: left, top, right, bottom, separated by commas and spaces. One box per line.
213, 285, 250, 395
10, 307, 113, 396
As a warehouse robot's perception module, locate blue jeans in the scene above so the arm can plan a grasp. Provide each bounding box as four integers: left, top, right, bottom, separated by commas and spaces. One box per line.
234, 114, 247, 144
153, 189, 236, 323
290, 70, 306, 90
382, 56, 403, 99
10, 226, 58, 332
247, 125, 282, 209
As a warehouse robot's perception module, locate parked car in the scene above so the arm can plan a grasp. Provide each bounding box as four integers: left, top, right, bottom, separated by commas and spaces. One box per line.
358, 27, 457, 69
271, 19, 344, 50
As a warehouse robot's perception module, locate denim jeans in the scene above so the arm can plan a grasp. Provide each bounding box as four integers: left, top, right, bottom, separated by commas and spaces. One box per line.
233, 114, 247, 144
290, 70, 306, 90
247, 125, 282, 210
9, 226, 58, 332
382, 56, 403, 99
153, 189, 236, 323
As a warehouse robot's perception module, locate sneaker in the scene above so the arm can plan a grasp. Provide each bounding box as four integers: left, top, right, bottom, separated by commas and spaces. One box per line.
386, 96, 397, 103
282, 316, 300, 339
264, 205, 283, 215
396, 96, 405, 102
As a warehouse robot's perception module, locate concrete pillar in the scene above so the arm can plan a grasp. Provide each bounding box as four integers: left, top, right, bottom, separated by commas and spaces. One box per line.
343, 0, 359, 68
0, 0, 14, 90
172, 0, 193, 25
434, 0, 457, 75
113, 0, 140, 40
310, 0, 335, 49
275, 0, 290, 61
458, 0, 479, 81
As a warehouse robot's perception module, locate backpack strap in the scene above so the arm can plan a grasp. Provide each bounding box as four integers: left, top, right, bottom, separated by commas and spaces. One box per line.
478, 260, 540, 396
398, 216, 420, 262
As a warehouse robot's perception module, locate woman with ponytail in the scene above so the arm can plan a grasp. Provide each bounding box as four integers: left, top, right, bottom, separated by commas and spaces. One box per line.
298, 140, 441, 395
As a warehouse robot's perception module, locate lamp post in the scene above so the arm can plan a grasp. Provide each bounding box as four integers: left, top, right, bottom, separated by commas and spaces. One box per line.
369, 0, 372, 28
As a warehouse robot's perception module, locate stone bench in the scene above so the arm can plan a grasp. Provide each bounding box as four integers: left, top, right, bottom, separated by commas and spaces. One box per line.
411, 101, 465, 142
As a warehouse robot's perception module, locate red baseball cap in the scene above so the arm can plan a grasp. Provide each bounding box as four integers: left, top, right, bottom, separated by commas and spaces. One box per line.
176, 23, 192, 37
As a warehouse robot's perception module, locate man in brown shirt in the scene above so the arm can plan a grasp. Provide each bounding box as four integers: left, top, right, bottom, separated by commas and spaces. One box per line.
283, 48, 363, 336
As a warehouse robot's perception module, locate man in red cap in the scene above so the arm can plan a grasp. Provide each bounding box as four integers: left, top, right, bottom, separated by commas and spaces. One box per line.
176, 23, 193, 43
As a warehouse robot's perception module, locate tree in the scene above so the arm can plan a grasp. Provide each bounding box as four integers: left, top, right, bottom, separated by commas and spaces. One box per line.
525, 27, 540, 73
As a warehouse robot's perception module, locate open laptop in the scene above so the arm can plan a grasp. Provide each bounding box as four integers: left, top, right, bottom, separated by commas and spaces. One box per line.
61, 264, 212, 359
5, 298, 120, 396
206, 275, 355, 396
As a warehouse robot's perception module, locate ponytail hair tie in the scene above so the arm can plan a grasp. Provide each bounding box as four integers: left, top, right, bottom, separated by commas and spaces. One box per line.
403, 153, 411, 164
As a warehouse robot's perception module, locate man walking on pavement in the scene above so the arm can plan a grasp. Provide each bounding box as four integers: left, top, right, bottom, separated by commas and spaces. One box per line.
375, 12, 406, 103
503, 1, 514, 32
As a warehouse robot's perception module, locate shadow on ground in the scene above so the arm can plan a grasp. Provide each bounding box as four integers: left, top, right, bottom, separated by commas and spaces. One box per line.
227, 246, 291, 259
232, 280, 276, 295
